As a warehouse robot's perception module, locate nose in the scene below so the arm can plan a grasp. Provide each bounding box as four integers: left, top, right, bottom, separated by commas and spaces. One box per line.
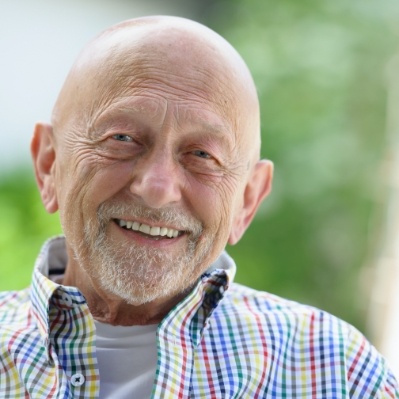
129, 152, 182, 208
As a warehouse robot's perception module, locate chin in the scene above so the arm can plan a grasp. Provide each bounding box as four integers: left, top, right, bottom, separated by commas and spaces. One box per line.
101, 277, 190, 306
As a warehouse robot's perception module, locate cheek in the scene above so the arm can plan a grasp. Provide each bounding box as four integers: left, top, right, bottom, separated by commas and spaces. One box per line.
187, 175, 240, 235
56, 156, 132, 231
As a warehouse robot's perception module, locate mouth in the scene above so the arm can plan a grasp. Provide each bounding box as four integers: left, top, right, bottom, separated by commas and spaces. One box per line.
115, 218, 183, 239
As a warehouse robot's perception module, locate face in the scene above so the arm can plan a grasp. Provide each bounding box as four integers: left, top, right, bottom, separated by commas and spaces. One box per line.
33, 23, 271, 306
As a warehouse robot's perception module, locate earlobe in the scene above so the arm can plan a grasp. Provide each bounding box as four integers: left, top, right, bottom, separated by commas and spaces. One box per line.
31, 122, 59, 213
228, 160, 273, 245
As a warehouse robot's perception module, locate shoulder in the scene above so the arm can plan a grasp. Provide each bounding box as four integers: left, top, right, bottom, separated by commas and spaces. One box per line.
0, 288, 36, 359
198, 282, 399, 397
0, 288, 31, 325
224, 282, 346, 319
220, 282, 365, 345
222, 282, 336, 321
215, 283, 399, 397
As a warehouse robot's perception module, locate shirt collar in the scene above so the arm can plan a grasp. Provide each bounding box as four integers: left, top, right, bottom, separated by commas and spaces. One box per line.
30, 237, 236, 348
31, 236, 66, 339
30, 236, 88, 361
158, 252, 236, 346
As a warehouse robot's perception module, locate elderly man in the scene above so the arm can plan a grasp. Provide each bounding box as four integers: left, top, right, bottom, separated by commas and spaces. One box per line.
0, 16, 397, 398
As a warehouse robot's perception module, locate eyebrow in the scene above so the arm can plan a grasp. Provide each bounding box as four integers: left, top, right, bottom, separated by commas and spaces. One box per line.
90, 97, 235, 147
194, 120, 231, 136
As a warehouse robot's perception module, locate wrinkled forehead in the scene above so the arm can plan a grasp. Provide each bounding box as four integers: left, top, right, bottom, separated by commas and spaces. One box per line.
53, 18, 260, 155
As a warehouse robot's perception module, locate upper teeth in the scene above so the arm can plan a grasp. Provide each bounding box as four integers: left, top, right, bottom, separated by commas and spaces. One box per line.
118, 219, 180, 238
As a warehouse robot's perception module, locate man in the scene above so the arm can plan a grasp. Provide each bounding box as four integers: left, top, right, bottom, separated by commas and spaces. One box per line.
0, 16, 397, 398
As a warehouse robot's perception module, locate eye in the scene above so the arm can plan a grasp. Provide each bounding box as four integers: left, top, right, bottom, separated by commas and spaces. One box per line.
112, 134, 133, 142
192, 149, 212, 159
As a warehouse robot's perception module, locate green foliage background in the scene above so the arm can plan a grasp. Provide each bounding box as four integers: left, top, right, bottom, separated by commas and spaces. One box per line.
204, 0, 398, 333
0, 171, 61, 290
1, 0, 398, 338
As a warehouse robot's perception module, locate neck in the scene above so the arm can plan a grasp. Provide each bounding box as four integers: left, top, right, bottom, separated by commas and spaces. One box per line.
62, 261, 191, 326
86, 290, 188, 326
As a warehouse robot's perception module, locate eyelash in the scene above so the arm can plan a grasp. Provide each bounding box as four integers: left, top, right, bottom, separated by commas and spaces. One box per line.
108, 135, 217, 165
112, 134, 133, 142
192, 150, 212, 159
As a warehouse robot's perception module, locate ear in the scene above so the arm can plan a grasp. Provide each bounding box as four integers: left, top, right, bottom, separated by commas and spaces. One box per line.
228, 160, 273, 245
31, 122, 59, 213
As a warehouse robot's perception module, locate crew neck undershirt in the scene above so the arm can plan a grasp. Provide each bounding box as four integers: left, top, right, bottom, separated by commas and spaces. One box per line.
94, 320, 158, 399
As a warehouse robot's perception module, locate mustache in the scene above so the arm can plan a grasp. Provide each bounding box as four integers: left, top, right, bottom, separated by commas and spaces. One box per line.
96, 200, 203, 237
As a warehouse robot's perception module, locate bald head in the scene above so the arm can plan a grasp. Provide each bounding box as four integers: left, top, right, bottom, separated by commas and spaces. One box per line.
52, 16, 261, 161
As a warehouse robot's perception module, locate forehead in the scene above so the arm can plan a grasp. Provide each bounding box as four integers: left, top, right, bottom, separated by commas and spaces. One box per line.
54, 21, 260, 155
84, 24, 248, 104
77, 32, 242, 135
89, 94, 235, 153
92, 95, 230, 129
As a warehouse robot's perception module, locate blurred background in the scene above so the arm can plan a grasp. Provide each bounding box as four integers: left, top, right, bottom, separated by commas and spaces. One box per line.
1, 0, 398, 375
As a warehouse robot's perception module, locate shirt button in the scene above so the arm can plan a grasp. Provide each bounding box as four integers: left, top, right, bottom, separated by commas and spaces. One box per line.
71, 373, 85, 387
62, 293, 73, 307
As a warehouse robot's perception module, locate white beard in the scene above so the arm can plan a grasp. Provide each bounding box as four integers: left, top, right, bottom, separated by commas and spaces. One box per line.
74, 201, 211, 305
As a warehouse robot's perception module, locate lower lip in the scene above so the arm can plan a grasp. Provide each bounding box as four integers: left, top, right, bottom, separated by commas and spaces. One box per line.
113, 220, 184, 247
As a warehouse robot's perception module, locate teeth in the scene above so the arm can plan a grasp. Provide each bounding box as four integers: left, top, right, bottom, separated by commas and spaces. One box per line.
118, 219, 180, 238
160, 227, 168, 236
139, 224, 150, 234
150, 226, 160, 236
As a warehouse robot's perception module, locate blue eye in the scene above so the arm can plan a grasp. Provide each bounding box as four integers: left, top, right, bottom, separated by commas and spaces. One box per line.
193, 150, 211, 159
112, 134, 133, 142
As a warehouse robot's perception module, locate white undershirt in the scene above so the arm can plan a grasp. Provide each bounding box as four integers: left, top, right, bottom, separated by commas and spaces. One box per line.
94, 321, 158, 399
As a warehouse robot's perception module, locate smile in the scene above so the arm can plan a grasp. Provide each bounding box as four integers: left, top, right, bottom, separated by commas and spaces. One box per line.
117, 219, 181, 238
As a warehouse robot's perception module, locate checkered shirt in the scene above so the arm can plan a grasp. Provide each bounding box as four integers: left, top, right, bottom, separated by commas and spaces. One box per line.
0, 237, 398, 398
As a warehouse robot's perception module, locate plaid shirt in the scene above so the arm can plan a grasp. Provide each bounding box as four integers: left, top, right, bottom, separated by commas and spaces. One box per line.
0, 237, 398, 398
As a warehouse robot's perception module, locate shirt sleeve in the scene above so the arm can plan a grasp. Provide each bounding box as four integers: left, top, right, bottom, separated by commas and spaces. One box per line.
382, 372, 399, 399
344, 324, 399, 398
